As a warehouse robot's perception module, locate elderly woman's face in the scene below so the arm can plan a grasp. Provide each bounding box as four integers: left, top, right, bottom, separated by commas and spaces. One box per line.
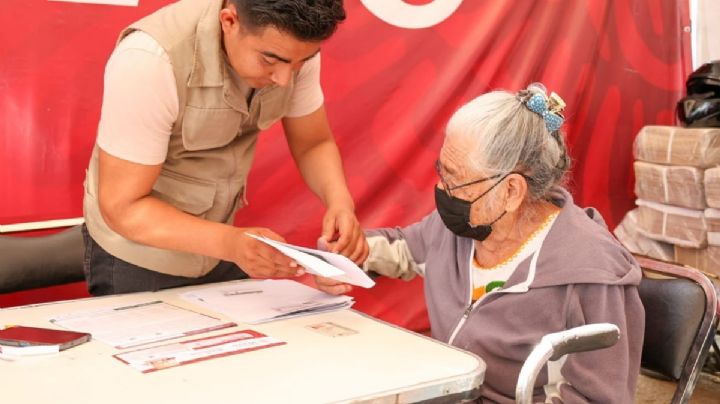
437, 136, 506, 225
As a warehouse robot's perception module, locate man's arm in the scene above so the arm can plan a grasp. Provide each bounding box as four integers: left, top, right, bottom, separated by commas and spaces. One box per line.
97, 149, 300, 278
282, 105, 368, 263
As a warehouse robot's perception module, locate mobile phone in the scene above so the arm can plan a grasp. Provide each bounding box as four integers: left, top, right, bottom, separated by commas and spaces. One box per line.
0, 326, 91, 350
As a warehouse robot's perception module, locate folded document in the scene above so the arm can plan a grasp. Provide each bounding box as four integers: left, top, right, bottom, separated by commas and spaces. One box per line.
246, 234, 375, 288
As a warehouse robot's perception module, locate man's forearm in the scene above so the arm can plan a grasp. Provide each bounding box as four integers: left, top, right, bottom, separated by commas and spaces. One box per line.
293, 140, 354, 209
101, 195, 242, 263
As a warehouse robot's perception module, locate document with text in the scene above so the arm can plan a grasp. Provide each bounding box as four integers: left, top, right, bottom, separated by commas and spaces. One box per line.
246, 234, 376, 288
50, 301, 235, 349
180, 279, 354, 324
114, 329, 285, 373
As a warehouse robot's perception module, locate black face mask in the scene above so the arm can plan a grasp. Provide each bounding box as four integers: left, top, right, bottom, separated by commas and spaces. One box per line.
434, 183, 507, 241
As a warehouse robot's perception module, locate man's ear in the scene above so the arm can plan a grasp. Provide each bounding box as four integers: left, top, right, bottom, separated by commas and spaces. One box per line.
219, 6, 239, 35
504, 174, 527, 213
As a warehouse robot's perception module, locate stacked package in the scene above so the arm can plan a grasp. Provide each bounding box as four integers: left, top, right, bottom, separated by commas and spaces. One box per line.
621, 125, 720, 276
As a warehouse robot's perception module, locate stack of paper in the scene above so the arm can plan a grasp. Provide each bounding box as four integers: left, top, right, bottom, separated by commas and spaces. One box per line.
50, 301, 235, 349
181, 280, 354, 324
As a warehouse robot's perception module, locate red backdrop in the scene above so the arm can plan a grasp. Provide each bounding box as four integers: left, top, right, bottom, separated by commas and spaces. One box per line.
0, 1, 691, 329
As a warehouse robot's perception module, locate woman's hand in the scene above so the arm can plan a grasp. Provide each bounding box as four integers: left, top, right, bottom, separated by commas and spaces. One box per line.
312, 275, 353, 295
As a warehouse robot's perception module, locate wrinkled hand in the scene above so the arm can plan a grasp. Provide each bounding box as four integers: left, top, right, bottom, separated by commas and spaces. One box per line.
312, 275, 352, 295
320, 206, 369, 265
232, 228, 304, 279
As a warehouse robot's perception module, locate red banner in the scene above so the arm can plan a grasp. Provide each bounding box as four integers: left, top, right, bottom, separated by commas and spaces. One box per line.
0, 1, 691, 328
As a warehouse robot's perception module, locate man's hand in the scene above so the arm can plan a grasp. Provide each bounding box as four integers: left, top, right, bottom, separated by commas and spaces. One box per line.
320, 206, 369, 265
312, 275, 352, 295
232, 228, 304, 279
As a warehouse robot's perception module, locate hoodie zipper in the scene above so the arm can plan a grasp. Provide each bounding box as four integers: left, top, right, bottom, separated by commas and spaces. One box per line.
447, 247, 542, 345
448, 249, 485, 345
448, 301, 477, 344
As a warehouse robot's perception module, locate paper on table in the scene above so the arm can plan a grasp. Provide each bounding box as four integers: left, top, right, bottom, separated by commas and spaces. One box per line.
246, 234, 375, 288
180, 279, 354, 324
114, 330, 285, 373
50, 301, 235, 349
0, 344, 59, 356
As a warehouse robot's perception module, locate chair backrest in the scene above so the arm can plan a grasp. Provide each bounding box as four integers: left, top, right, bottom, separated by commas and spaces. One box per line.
0, 225, 85, 293
634, 256, 720, 404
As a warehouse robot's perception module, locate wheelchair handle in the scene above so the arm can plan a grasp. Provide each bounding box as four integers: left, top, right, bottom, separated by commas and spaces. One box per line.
546, 323, 620, 360
515, 323, 620, 404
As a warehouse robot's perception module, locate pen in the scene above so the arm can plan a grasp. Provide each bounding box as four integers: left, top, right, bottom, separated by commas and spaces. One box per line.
223, 290, 263, 296
114, 301, 162, 311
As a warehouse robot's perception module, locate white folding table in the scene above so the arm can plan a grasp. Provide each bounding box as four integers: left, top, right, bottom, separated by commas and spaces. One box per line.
0, 281, 485, 403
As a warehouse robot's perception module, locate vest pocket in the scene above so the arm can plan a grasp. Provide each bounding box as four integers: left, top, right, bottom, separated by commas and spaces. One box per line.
151, 170, 217, 217
181, 107, 243, 151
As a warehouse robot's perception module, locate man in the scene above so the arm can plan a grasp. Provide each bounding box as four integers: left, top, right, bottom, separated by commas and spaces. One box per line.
82, 0, 368, 295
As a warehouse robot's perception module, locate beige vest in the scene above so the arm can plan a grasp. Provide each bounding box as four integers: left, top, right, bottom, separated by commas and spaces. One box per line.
84, 0, 295, 277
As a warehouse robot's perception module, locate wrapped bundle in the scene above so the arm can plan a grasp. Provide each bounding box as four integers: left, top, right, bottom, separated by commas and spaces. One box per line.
633, 125, 720, 167
613, 209, 674, 261
704, 208, 720, 246
633, 161, 705, 209
703, 166, 720, 208
674, 245, 720, 277
635, 199, 706, 248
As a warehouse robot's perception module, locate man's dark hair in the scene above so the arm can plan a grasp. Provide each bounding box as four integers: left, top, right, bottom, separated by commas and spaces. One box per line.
230, 0, 346, 42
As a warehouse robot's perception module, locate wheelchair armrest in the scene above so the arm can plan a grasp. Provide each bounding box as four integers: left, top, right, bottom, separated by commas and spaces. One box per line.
515, 323, 620, 404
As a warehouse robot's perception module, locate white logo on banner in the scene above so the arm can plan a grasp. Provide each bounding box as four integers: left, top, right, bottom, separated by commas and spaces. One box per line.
360, 0, 464, 29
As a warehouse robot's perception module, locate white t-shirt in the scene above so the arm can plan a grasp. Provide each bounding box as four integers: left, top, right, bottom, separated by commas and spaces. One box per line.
97, 31, 324, 165
469, 212, 559, 301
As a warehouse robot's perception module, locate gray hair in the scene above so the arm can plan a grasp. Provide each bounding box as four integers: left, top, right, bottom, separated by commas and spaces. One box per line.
445, 83, 571, 202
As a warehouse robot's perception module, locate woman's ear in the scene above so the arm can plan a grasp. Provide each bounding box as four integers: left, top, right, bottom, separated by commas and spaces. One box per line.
504, 174, 527, 213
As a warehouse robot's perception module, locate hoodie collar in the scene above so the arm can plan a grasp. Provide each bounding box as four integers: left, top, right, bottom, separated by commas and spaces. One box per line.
488, 187, 641, 294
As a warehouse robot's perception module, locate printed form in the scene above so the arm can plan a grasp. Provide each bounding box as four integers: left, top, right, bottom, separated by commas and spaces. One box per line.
181, 279, 354, 324
50, 301, 235, 349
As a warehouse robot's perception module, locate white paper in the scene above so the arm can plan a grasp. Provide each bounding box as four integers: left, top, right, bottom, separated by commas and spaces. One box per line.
0, 344, 59, 356
50, 301, 235, 349
180, 280, 354, 324
246, 234, 376, 288
114, 330, 284, 373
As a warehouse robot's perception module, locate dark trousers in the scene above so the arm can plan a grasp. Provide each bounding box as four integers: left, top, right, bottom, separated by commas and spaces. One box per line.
81, 225, 248, 296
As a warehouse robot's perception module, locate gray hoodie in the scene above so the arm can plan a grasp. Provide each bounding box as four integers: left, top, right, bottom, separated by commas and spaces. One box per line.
365, 188, 644, 403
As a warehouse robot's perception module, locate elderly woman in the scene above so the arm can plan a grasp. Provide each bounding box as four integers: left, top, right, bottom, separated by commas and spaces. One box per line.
316, 83, 644, 403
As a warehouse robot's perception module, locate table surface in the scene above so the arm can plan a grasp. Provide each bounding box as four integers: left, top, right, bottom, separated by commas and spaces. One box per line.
0, 281, 485, 404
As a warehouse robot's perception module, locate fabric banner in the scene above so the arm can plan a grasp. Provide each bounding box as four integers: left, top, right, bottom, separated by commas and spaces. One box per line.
0, 1, 690, 328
